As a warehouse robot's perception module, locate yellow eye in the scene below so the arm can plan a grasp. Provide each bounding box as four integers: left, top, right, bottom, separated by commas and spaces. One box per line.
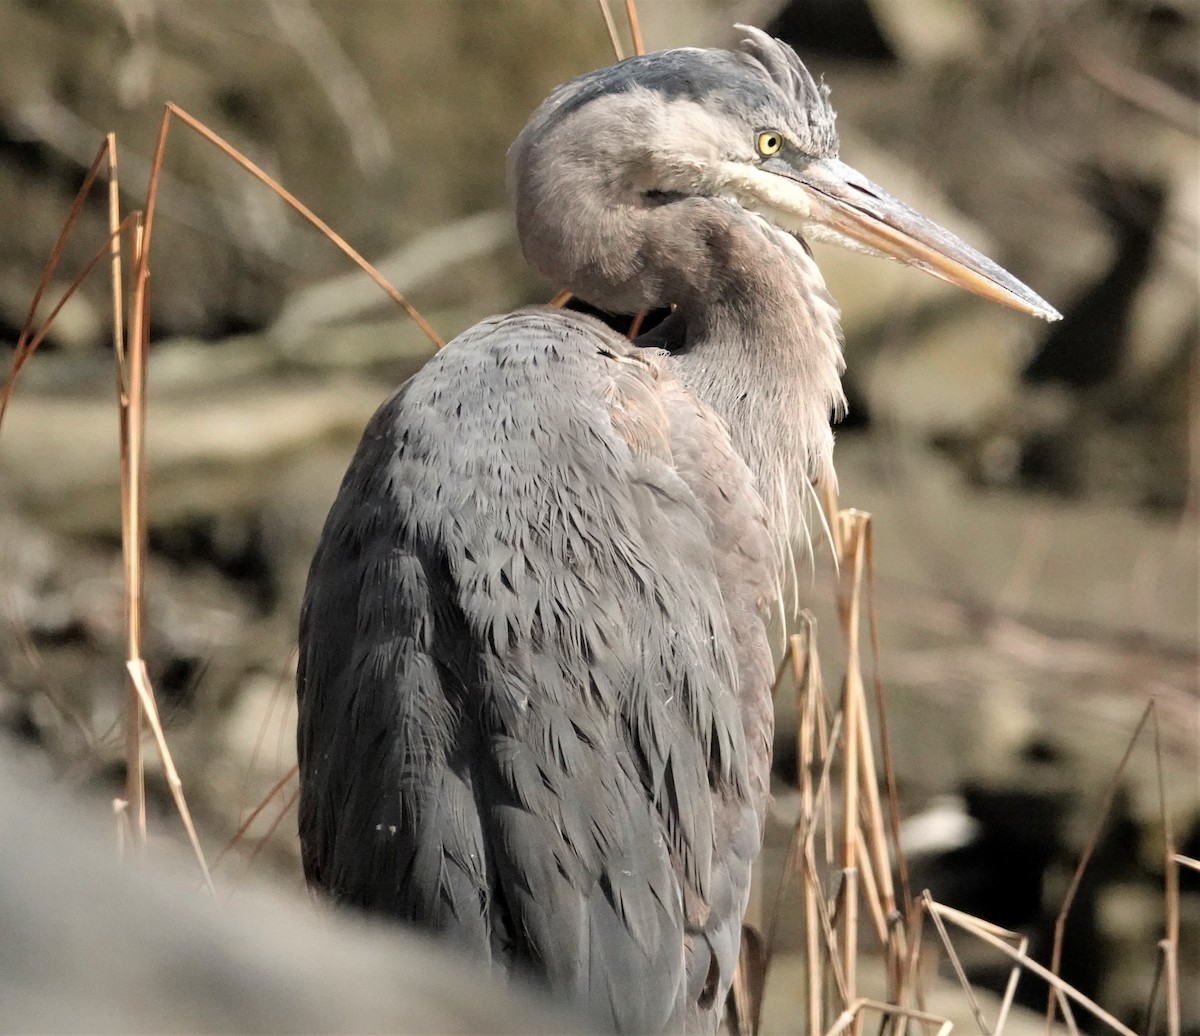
756, 131, 783, 157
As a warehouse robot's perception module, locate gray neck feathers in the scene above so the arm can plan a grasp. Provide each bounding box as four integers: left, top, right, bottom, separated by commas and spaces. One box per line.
665, 216, 846, 540
510, 105, 846, 542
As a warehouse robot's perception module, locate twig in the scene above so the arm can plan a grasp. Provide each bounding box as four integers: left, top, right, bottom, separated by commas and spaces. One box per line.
161, 103, 442, 348
122, 103, 163, 846
923, 890, 994, 1035
214, 764, 299, 873
823, 998, 952, 1036
795, 624, 825, 1035
624, 0, 645, 56
595, 0, 625, 60
0, 139, 114, 428
837, 511, 871, 1012
928, 899, 1140, 1036
864, 519, 911, 922
248, 785, 300, 866
126, 660, 215, 894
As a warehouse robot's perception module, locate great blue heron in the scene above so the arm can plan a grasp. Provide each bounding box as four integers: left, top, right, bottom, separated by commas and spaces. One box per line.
297, 27, 1058, 1033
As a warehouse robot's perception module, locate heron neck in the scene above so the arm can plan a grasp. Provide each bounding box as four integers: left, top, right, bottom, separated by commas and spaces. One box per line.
665, 222, 846, 537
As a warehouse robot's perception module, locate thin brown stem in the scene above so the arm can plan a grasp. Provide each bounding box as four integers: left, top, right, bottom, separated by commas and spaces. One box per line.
163, 103, 442, 348
624, 0, 645, 56
127, 661, 214, 893
213, 764, 300, 872
249, 786, 301, 865
0, 139, 113, 428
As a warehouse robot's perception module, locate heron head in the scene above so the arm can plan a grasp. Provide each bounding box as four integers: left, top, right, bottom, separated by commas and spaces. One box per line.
509, 26, 1059, 321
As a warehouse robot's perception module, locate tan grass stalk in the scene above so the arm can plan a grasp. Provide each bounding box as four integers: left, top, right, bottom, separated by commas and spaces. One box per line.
127, 660, 214, 893
106, 133, 126, 394
158, 103, 442, 348
991, 934, 1026, 1036
121, 108, 155, 842
923, 890, 999, 1034
624, 0, 645, 56
852, 825, 888, 945
863, 520, 911, 925
824, 998, 953, 1036
796, 625, 825, 1035
835, 511, 871, 1012
807, 839, 852, 1006
902, 908, 938, 1036
927, 899, 1139, 1036
1173, 853, 1200, 875
595, 0, 625, 60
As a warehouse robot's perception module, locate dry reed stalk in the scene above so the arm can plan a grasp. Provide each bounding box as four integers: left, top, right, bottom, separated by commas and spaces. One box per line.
835, 510, 873, 1027
158, 104, 442, 348
111, 100, 444, 881
924, 888, 1001, 1034
793, 623, 825, 1035
925, 897, 1140, 1036
824, 998, 953, 1036
127, 660, 215, 893
5, 96, 441, 889
862, 519, 911, 936
122, 114, 151, 843
624, 0, 645, 56
760, 495, 908, 1036
595, 0, 625, 60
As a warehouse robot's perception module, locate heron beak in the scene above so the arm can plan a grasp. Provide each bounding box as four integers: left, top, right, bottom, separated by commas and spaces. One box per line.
762, 156, 1062, 321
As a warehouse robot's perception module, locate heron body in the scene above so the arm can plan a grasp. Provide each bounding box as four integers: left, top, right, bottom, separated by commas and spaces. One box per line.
297, 28, 1058, 1033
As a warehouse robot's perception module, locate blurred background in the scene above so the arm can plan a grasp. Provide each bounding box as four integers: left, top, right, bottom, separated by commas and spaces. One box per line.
0, 0, 1196, 1030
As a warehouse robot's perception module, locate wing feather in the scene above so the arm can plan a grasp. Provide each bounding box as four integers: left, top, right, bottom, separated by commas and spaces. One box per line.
297, 307, 774, 1033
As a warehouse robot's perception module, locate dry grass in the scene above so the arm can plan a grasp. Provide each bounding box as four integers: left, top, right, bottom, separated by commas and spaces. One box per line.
0, 3, 1187, 1033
